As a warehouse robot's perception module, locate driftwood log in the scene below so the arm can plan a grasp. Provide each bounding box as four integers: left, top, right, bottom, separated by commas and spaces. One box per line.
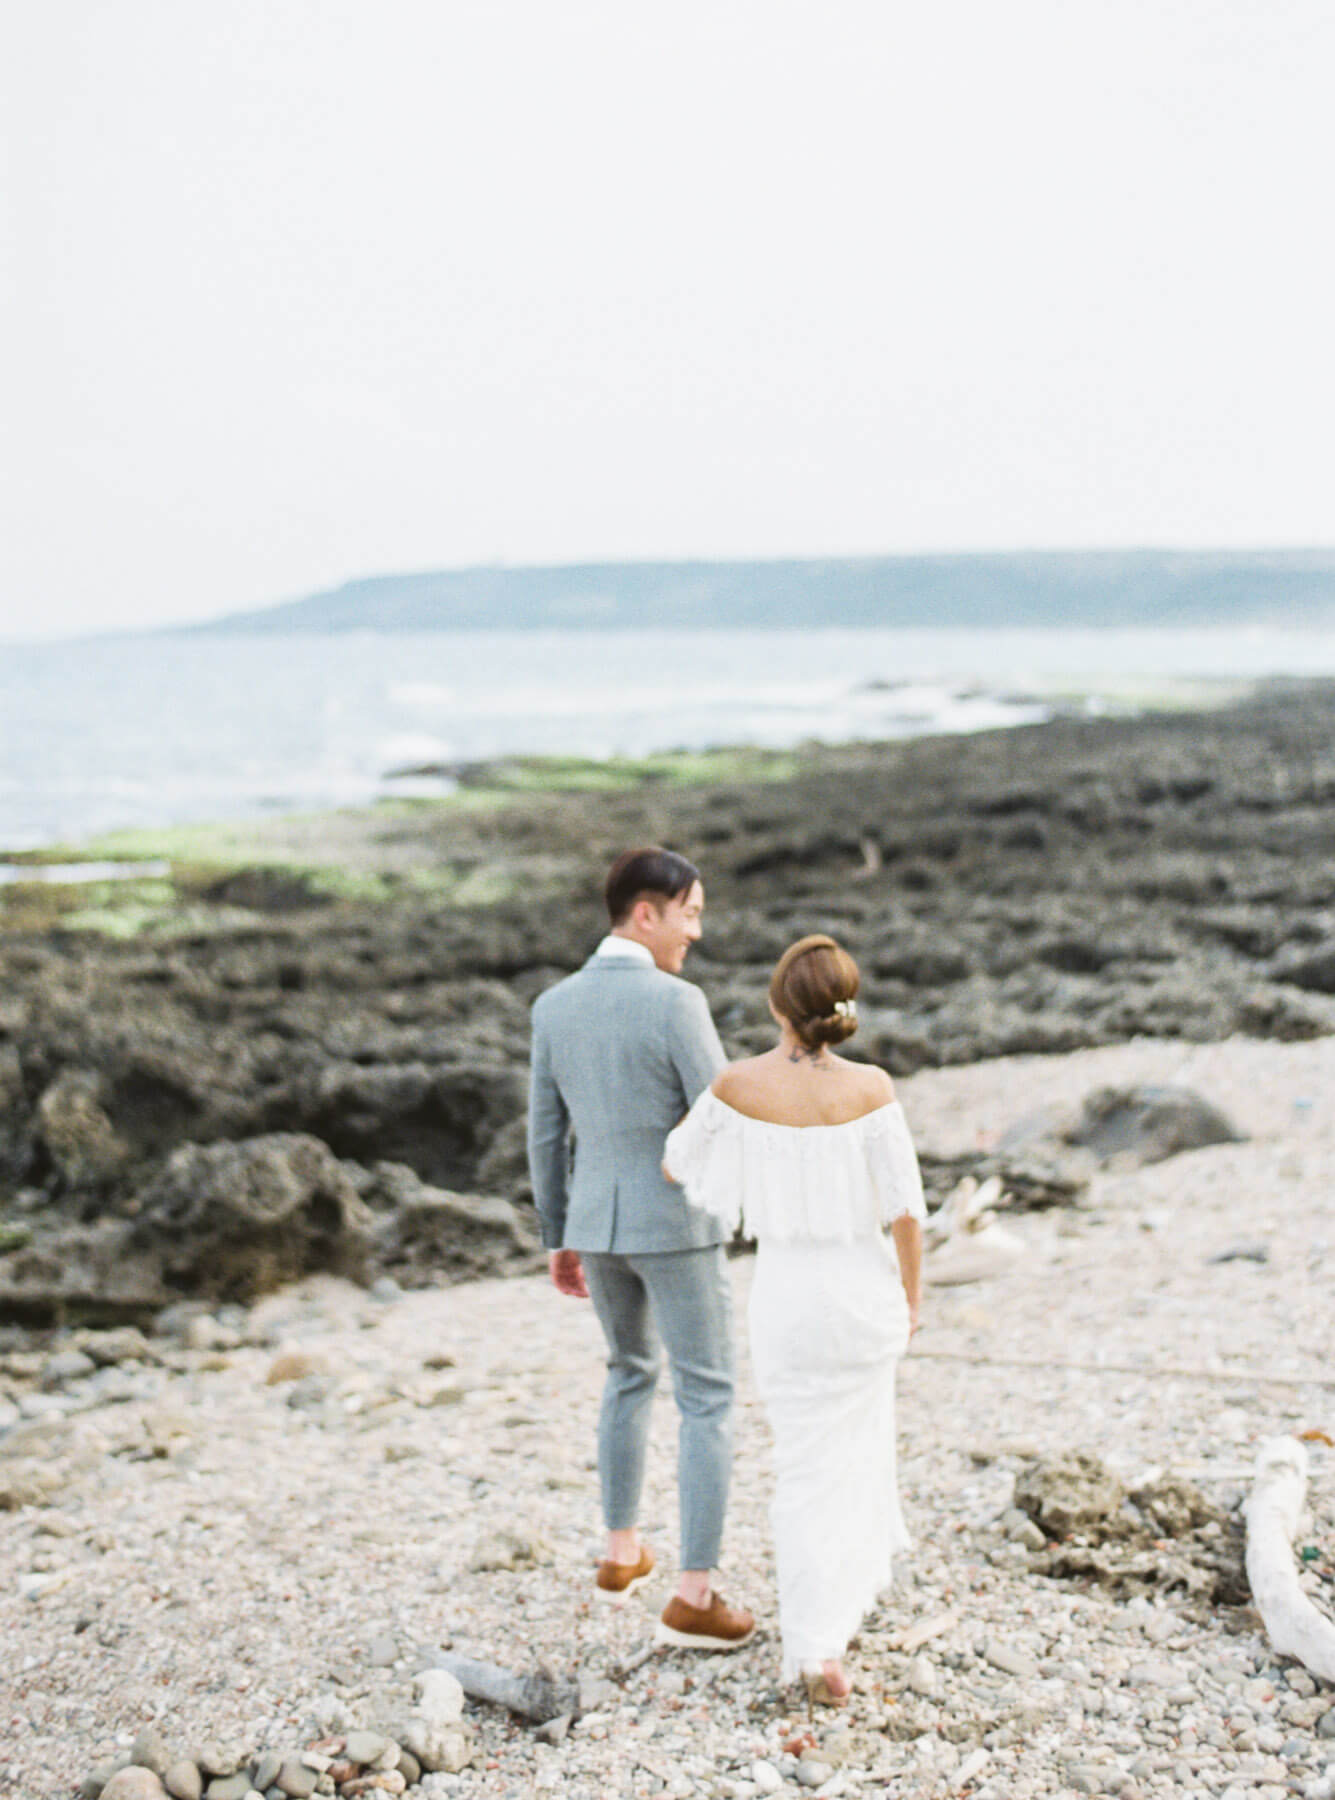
1242, 1436, 1335, 1681
424, 1652, 580, 1723
924, 1175, 1024, 1286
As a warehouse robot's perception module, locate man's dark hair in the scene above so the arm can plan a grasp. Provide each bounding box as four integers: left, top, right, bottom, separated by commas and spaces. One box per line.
604, 846, 701, 925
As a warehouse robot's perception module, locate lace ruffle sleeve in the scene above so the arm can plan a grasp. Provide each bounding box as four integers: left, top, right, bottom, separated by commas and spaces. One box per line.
663, 1089, 743, 1233
862, 1103, 927, 1225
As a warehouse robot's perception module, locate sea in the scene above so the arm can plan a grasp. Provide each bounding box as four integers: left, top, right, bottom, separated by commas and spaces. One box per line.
3, 624, 1335, 853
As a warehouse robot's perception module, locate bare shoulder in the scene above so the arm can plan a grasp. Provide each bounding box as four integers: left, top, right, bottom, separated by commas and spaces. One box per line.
853, 1060, 897, 1106
711, 1056, 770, 1103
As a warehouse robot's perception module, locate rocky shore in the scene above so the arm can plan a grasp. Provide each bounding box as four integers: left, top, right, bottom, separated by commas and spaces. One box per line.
2, 679, 1335, 1326
1, 679, 1334, 1798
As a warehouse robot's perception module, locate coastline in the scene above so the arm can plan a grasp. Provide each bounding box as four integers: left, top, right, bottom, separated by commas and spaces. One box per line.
1, 681, 1334, 1794
3, 679, 1335, 1309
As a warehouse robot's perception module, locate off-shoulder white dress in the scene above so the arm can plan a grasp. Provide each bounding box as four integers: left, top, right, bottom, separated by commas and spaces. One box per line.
664, 1090, 926, 1678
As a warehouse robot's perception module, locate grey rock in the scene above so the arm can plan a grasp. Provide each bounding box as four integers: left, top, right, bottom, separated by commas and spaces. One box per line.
466, 1529, 550, 1573
163, 1762, 203, 1800
195, 1744, 248, 1779
250, 1758, 282, 1793
367, 1632, 398, 1667
128, 1736, 171, 1779
42, 1348, 97, 1388
795, 1763, 832, 1789
1001, 1082, 1243, 1169
83, 1762, 133, 1800
100, 1773, 169, 1800
344, 1732, 390, 1766
1013, 1450, 1126, 1537
274, 1761, 317, 1798
534, 1715, 571, 1746
1318, 1710, 1335, 1739
202, 1778, 252, 1800
132, 1133, 375, 1303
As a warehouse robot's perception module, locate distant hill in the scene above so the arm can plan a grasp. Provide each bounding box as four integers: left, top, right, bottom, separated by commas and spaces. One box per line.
186, 549, 1335, 633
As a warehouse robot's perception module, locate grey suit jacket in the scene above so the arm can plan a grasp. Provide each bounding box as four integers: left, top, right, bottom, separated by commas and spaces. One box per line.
527, 955, 727, 1254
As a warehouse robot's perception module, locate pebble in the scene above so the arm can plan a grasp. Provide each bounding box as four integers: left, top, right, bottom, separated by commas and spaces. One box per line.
906, 1652, 940, 1696
750, 1762, 783, 1794
163, 1763, 203, 1800
983, 1639, 1038, 1680
100, 1774, 168, 1800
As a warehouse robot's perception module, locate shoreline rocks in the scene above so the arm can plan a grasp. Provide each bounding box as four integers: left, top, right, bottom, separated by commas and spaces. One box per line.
3, 681, 1335, 1323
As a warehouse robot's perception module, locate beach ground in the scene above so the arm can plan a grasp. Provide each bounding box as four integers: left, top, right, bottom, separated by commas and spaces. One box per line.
3, 1033, 1333, 1800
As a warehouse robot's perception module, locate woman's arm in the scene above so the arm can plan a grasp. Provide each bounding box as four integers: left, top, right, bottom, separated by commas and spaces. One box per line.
891, 1215, 923, 1338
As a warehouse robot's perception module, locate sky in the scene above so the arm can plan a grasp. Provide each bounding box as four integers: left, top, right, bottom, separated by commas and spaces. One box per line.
2, 1, 1333, 641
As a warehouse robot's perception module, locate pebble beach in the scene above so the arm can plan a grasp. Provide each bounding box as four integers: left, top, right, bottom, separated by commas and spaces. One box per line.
4, 1032, 1333, 1800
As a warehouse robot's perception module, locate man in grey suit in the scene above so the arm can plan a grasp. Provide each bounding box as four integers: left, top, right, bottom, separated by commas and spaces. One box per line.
527, 846, 754, 1649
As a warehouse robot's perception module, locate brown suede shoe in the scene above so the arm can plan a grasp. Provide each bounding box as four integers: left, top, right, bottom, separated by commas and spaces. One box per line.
654, 1591, 755, 1650
594, 1542, 655, 1605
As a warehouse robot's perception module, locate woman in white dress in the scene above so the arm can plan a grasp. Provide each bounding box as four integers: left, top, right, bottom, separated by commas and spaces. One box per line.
663, 934, 925, 1705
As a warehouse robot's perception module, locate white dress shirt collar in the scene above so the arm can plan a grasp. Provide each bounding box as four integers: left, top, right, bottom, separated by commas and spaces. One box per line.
594, 934, 656, 966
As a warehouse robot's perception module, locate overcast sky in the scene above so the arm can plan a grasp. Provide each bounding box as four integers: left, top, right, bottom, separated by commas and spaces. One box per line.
3, 1, 1333, 641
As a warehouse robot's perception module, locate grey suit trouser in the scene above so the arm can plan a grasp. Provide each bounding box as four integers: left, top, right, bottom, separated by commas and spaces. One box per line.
581, 1245, 734, 1571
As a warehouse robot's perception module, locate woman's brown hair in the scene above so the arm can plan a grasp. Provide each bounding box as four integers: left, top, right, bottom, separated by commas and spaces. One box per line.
768, 934, 860, 1051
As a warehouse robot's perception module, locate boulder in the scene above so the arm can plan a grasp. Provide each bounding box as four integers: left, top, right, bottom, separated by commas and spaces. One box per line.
130, 1133, 374, 1302
365, 1162, 541, 1285
999, 1083, 1243, 1170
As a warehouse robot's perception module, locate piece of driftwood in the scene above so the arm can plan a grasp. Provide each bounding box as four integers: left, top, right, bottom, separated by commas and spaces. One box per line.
425, 1651, 580, 1722
893, 1607, 962, 1653
924, 1176, 1024, 1286
1243, 1436, 1335, 1681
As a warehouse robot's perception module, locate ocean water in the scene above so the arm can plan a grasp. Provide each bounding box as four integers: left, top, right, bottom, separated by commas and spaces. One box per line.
2, 624, 1334, 851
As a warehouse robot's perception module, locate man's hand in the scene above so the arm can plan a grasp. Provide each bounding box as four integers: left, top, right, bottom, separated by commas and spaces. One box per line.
549, 1249, 589, 1299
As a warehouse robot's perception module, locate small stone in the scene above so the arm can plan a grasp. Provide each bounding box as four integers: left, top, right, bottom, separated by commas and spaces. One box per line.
204, 1777, 252, 1800
275, 1761, 317, 1799
1288, 1671, 1317, 1698
183, 1315, 222, 1351
42, 1347, 97, 1388
251, 1757, 282, 1793
1318, 1710, 1335, 1739
794, 1763, 831, 1789
265, 1350, 331, 1385
129, 1736, 172, 1779
398, 1723, 472, 1775
84, 1766, 132, 1800
751, 1763, 783, 1795
983, 1638, 1037, 1680
163, 1762, 203, 1800
906, 1653, 940, 1697
101, 1774, 168, 1800
344, 1732, 389, 1767
196, 1745, 247, 1780
394, 1750, 420, 1786
412, 1669, 465, 1726
366, 1633, 398, 1668
466, 1529, 550, 1572
1127, 1661, 1181, 1690
954, 1748, 989, 1790
534, 1716, 570, 1747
